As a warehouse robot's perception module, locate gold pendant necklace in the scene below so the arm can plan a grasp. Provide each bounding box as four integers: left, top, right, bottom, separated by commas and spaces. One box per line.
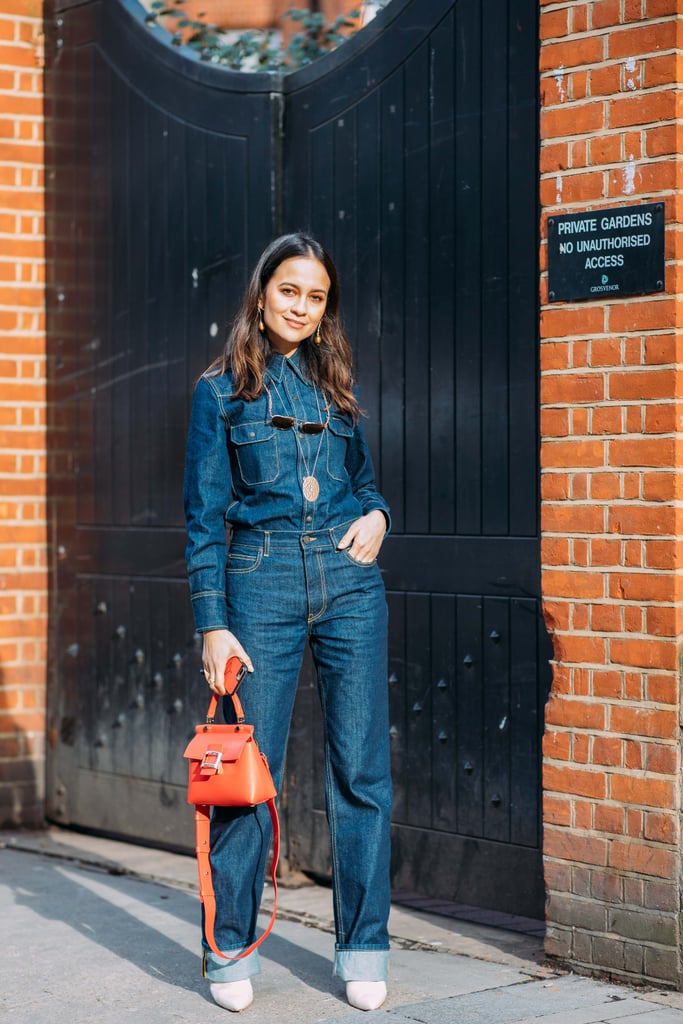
267, 375, 328, 503
295, 406, 326, 503
302, 475, 320, 501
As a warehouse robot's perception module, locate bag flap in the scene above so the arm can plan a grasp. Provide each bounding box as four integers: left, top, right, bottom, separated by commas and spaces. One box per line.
184, 725, 253, 763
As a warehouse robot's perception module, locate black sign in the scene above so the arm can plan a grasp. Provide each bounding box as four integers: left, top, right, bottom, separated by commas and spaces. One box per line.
547, 202, 665, 302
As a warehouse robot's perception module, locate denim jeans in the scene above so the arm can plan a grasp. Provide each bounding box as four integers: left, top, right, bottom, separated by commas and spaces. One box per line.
204, 520, 392, 983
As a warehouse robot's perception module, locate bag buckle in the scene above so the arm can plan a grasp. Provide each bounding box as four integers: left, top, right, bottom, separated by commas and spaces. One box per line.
200, 749, 223, 773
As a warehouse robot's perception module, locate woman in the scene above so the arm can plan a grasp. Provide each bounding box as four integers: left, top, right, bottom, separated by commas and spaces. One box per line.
183, 233, 392, 1013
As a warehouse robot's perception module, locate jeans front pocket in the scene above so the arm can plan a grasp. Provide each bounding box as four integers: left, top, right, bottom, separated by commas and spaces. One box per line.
230, 422, 279, 485
226, 543, 263, 574
339, 548, 377, 568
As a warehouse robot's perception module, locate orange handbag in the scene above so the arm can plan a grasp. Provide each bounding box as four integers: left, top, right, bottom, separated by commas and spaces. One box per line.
184, 657, 279, 960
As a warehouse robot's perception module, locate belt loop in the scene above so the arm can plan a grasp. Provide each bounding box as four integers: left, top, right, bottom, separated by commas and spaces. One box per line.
263, 531, 271, 557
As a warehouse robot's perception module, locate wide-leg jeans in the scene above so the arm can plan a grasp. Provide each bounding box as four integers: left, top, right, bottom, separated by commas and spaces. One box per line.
204, 521, 392, 983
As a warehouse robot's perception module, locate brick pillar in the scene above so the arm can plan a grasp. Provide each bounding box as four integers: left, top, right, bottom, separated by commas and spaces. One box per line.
540, 0, 683, 988
0, 1, 46, 827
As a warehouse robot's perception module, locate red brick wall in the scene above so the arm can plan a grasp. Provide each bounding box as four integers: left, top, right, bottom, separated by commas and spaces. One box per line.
0, 1, 46, 827
540, 0, 682, 987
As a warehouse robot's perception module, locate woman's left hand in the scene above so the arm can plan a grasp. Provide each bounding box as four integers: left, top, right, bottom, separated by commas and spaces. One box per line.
337, 509, 387, 564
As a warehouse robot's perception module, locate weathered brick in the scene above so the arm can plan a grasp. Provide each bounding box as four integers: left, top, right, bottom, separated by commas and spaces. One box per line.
544, 794, 572, 826
591, 0, 622, 29
609, 840, 675, 879
623, 943, 645, 977
590, 870, 623, 904
545, 695, 606, 730
540, 37, 605, 73
544, 923, 572, 960
547, 893, 607, 932
544, 828, 609, 868
594, 803, 624, 835
592, 935, 626, 972
644, 880, 677, 911
643, 946, 681, 985
610, 775, 674, 809
545, 764, 607, 800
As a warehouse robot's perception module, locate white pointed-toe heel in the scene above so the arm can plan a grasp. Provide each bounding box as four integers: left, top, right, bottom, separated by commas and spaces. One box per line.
210, 979, 254, 1012
345, 980, 387, 1011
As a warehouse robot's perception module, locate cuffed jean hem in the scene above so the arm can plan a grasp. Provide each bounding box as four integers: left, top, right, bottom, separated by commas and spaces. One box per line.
203, 947, 261, 982
333, 948, 390, 982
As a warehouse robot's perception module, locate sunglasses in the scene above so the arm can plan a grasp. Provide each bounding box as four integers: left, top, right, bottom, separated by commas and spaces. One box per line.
271, 415, 327, 435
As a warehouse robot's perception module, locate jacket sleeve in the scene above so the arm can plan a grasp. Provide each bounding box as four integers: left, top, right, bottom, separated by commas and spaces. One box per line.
345, 411, 392, 533
183, 376, 231, 632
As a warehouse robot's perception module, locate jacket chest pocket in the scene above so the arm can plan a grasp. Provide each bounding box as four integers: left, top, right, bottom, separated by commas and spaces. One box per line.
230, 422, 279, 485
326, 414, 354, 482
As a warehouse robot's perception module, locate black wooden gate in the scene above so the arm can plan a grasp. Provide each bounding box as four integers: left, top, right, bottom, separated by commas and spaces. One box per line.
45, 0, 550, 917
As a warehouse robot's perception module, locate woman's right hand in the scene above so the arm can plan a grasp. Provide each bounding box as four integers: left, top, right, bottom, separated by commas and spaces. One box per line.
201, 629, 253, 695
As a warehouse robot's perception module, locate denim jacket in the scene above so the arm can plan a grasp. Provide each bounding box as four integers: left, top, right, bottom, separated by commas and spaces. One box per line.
183, 350, 391, 632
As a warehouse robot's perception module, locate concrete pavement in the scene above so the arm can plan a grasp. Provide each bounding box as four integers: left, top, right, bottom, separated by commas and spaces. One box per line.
2, 827, 683, 1023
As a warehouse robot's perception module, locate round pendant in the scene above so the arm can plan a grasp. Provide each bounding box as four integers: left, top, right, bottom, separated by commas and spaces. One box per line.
302, 476, 320, 502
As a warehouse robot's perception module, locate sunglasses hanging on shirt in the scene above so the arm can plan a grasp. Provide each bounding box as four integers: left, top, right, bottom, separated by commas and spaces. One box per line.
271, 414, 326, 435
265, 382, 330, 502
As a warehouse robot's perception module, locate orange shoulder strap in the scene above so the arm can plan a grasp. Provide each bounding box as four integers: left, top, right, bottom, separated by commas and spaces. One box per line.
194, 798, 279, 961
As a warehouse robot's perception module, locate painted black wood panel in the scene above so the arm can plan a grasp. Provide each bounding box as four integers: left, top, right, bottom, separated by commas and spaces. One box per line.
282, 0, 551, 916
45, 0, 277, 848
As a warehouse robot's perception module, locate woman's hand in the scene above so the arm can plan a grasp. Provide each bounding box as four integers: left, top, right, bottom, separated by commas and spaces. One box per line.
336, 509, 387, 564
201, 629, 253, 695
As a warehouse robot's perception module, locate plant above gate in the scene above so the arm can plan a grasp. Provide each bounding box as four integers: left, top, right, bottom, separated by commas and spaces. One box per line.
145, 2, 386, 71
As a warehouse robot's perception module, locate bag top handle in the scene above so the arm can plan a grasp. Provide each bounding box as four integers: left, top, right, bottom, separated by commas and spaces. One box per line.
206, 657, 248, 724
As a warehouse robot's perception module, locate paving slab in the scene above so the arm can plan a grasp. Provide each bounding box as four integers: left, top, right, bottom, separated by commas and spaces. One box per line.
0, 828, 549, 973
0, 846, 527, 1024
2, 830, 683, 1024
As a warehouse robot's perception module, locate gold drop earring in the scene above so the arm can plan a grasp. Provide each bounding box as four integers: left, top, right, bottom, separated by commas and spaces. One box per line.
258, 305, 265, 333
315, 320, 323, 345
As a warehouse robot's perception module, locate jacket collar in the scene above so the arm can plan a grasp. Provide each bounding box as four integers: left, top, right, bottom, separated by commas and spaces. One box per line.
265, 348, 311, 387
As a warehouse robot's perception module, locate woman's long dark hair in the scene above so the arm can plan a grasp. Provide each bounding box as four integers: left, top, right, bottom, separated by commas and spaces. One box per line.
207, 233, 360, 422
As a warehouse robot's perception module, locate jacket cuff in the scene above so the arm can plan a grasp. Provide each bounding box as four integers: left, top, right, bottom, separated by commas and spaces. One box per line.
364, 502, 391, 535
190, 592, 229, 634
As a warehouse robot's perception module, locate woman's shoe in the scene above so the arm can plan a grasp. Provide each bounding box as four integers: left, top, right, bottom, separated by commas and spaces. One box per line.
210, 979, 254, 1012
345, 981, 387, 1011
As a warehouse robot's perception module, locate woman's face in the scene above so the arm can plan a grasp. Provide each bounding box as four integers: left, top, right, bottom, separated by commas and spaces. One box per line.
260, 256, 330, 356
